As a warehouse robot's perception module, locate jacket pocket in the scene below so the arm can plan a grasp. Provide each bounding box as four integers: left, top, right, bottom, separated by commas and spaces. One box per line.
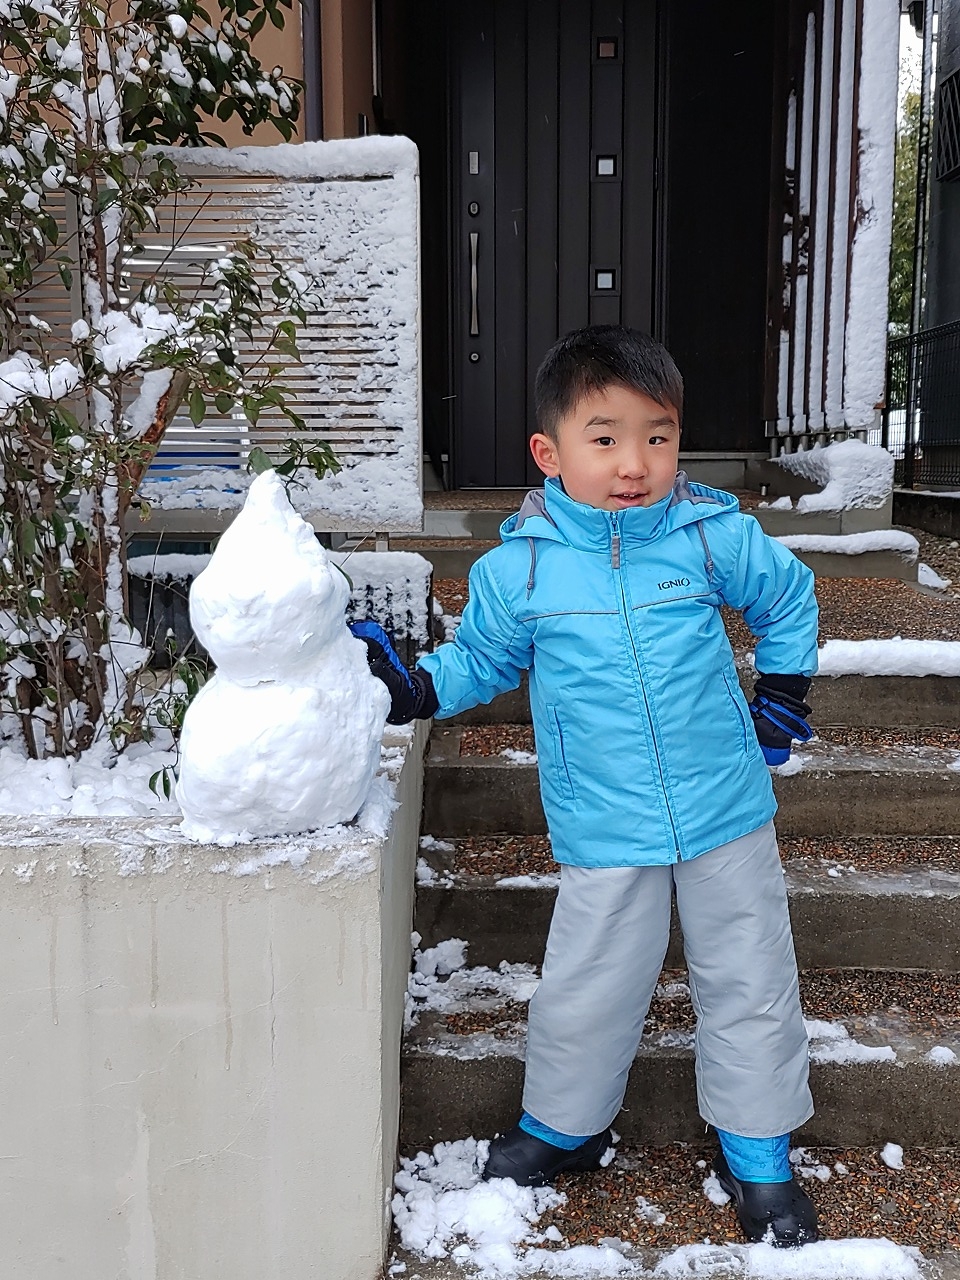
722, 669, 752, 753
548, 705, 576, 802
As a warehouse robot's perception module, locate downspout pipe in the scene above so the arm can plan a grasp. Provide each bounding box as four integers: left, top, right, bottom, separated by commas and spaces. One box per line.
302, 0, 324, 141
910, 0, 936, 337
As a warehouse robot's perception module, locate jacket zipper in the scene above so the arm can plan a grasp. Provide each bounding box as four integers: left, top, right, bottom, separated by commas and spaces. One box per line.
610, 514, 683, 860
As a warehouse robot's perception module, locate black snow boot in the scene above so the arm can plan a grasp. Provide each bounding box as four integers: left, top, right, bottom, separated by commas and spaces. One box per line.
714, 1151, 820, 1247
481, 1124, 614, 1187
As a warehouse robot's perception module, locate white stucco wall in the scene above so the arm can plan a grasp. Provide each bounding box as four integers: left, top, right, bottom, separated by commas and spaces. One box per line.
0, 722, 426, 1280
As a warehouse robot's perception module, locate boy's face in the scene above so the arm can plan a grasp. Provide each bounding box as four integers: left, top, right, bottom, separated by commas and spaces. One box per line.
529, 384, 681, 512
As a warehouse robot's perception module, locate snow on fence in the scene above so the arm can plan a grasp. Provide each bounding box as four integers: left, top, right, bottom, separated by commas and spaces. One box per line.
128, 549, 433, 668
28, 138, 423, 534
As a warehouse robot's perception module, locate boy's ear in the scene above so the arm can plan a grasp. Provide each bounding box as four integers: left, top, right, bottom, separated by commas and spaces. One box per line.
529, 432, 561, 478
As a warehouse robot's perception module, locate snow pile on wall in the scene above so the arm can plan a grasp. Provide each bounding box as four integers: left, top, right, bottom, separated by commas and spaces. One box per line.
814, 639, 960, 678
776, 440, 894, 511
176, 470, 389, 842
776, 530, 917, 558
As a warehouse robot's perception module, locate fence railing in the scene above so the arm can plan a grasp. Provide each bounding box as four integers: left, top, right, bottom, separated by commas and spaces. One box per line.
883, 320, 960, 488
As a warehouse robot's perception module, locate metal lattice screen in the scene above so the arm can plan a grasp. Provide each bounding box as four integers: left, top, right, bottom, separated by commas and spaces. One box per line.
936, 66, 960, 182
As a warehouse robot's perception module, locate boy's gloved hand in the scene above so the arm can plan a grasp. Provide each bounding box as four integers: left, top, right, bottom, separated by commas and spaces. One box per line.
749, 673, 813, 766
349, 620, 439, 725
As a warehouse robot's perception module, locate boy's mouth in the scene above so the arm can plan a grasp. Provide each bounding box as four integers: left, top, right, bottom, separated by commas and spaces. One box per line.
611, 491, 649, 507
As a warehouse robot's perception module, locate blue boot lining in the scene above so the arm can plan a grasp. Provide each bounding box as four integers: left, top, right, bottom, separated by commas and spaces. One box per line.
717, 1129, 792, 1183
518, 1111, 591, 1150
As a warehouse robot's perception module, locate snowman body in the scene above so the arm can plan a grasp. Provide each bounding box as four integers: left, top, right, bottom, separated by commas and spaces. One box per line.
176, 471, 390, 842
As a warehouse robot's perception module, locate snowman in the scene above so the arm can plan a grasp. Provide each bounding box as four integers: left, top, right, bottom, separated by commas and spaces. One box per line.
175, 469, 390, 843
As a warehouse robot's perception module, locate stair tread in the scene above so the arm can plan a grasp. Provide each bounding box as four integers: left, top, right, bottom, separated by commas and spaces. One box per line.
392, 1139, 960, 1262
405, 964, 960, 1066
436, 724, 960, 773
418, 834, 960, 880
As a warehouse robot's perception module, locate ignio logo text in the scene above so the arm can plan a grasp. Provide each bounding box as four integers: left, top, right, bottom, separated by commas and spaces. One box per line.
658, 578, 690, 590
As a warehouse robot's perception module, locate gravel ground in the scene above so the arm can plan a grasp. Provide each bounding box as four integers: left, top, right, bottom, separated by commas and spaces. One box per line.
433, 576, 469, 616
534, 1141, 960, 1252
440, 833, 960, 876
439, 968, 960, 1040
424, 489, 529, 510
452, 834, 555, 876
394, 537, 499, 551
457, 723, 960, 757
435, 574, 960, 643
460, 724, 535, 757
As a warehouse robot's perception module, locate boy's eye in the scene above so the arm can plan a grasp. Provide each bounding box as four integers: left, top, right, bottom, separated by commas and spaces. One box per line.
595, 436, 615, 447
649, 435, 667, 445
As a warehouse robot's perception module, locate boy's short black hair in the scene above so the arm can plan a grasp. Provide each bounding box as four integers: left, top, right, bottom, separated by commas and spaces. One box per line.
534, 325, 683, 440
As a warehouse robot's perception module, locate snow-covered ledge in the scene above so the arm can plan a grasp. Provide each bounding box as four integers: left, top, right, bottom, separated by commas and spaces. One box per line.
0, 719, 427, 1280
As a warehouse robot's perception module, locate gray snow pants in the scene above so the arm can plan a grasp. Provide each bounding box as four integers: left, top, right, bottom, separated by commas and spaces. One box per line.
522, 820, 813, 1139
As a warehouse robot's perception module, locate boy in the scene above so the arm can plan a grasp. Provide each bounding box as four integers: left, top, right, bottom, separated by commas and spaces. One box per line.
355, 326, 820, 1247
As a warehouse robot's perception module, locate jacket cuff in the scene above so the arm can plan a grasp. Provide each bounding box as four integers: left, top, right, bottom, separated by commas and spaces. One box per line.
411, 668, 440, 720
754, 672, 812, 703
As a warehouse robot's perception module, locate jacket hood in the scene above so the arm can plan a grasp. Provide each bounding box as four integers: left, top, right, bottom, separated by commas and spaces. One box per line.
500, 472, 738, 552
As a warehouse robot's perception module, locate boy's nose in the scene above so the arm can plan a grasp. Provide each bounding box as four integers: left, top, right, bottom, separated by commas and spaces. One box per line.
619, 451, 648, 478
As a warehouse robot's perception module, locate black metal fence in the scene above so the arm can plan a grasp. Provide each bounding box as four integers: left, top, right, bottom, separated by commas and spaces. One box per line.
883, 319, 960, 488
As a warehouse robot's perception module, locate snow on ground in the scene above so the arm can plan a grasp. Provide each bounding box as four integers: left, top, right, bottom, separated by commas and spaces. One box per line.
917, 562, 952, 590
392, 1140, 924, 1278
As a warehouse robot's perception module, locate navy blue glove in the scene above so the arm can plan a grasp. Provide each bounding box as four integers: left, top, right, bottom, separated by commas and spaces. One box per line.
749, 673, 813, 766
349, 621, 439, 725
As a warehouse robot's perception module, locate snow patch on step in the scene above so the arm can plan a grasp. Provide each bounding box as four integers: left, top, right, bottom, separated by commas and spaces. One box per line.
804, 1019, 897, 1065
654, 1238, 923, 1278
393, 1140, 925, 1277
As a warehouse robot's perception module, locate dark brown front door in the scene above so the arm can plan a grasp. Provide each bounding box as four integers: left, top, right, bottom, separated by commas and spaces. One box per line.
450, 0, 659, 487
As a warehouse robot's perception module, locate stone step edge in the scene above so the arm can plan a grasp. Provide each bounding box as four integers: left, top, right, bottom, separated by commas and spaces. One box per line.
405, 1014, 960, 1071
416, 864, 960, 898
429, 726, 960, 772
389, 1245, 958, 1280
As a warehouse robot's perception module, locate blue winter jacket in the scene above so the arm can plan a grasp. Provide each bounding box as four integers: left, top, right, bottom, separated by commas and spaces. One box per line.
418, 474, 819, 868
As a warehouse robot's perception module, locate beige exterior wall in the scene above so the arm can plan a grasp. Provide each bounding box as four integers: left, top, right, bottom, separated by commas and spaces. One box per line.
0, 722, 426, 1280
320, 0, 375, 139
213, 9, 307, 145
215, 0, 375, 144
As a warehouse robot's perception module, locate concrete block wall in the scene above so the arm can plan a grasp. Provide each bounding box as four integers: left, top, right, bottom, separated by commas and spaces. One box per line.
0, 722, 427, 1280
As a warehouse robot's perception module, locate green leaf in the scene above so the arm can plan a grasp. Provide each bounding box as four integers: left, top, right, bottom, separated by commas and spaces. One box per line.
214, 392, 235, 414
58, 261, 73, 290
188, 388, 206, 426
20, 520, 36, 559
247, 446, 272, 475
95, 188, 120, 214
55, 24, 72, 46
333, 562, 353, 591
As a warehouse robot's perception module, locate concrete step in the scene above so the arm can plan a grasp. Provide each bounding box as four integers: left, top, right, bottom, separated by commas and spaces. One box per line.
401, 965, 960, 1150
391, 1139, 960, 1275
414, 854, 960, 973
424, 727, 960, 839
449, 670, 960, 728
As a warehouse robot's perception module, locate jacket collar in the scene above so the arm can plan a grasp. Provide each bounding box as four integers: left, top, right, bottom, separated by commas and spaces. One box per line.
501, 473, 734, 552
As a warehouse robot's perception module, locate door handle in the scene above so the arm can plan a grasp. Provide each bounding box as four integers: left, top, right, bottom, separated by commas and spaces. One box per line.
469, 231, 479, 336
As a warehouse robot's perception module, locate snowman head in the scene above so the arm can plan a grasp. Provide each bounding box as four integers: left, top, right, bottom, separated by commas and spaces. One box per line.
189, 470, 352, 684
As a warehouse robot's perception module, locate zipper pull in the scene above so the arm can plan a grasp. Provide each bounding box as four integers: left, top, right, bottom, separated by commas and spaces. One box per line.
611, 517, 621, 569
